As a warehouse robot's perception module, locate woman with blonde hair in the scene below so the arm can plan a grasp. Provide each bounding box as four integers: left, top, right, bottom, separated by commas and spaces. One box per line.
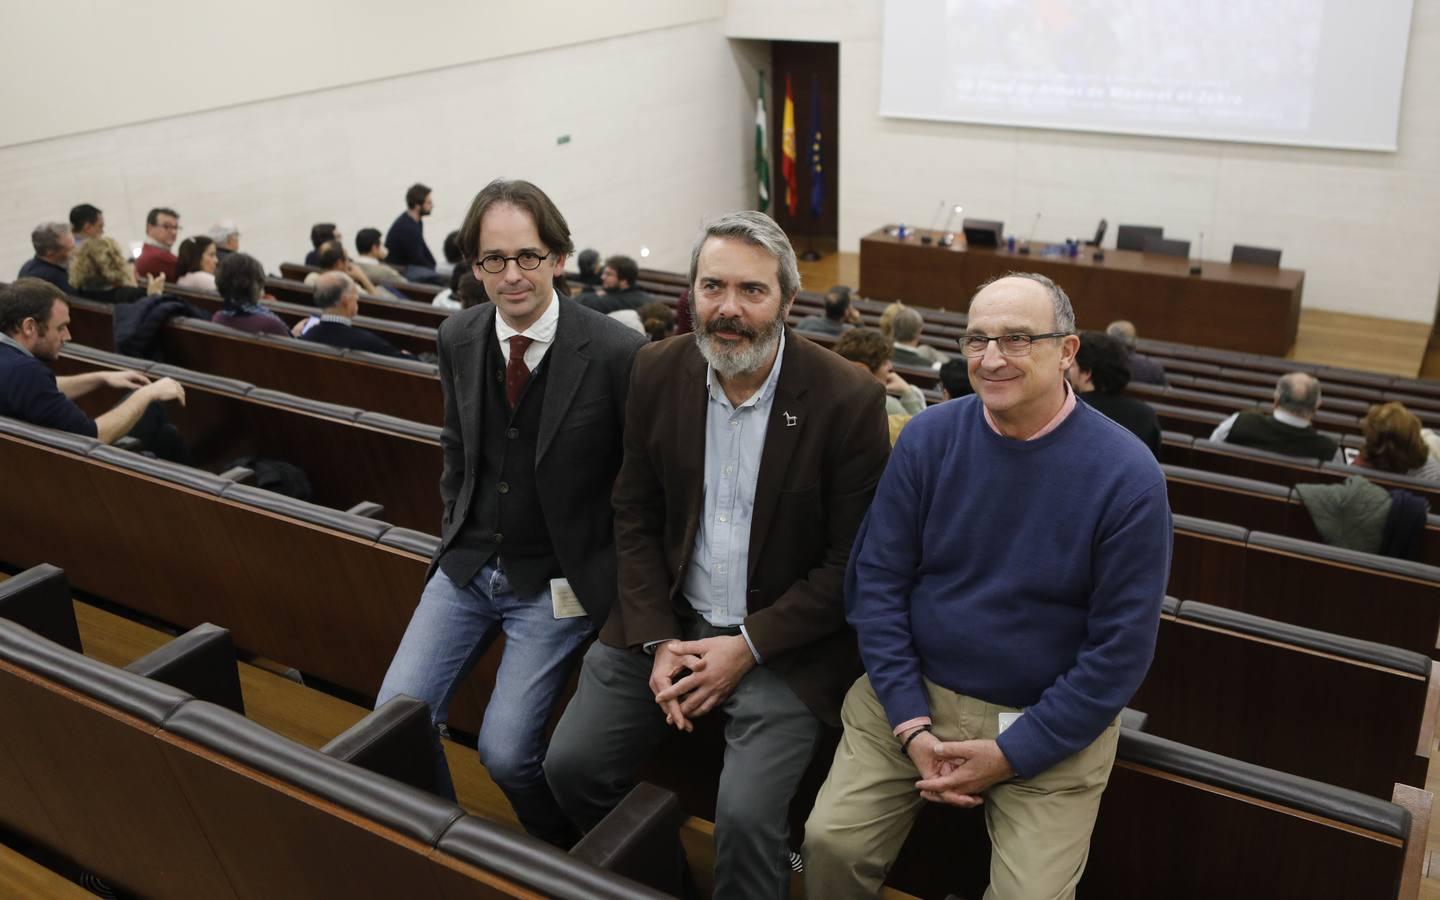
1355, 402, 1440, 482
69, 237, 162, 304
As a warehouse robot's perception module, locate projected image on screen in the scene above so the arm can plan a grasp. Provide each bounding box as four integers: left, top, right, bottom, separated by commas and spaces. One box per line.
945, 0, 1321, 131
881, 0, 1413, 151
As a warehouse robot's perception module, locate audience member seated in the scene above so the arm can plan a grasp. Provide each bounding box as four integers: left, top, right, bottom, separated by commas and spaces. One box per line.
352, 228, 408, 288
439, 229, 462, 278
300, 272, 412, 358
303, 240, 381, 297
1300, 467, 1429, 560
70, 237, 163, 304
1106, 319, 1167, 386
0, 279, 186, 454
69, 204, 104, 243
174, 236, 219, 292
1211, 371, 1340, 461
937, 357, 972, 400
834, 326, 925, 443
385, 182, 442, 281
1069, 330, 1161, 455
211, 253, 289, 337
305, 222, 339, 267
891, 304, 950, 367
794, 285, 860, 336
134, 207, 181, 281
878, 299, 903, 341
639, 300, 676, 342
579, 255, 652, 313
1353, 401, 1440, 482
17, 223, 75, 293
209, 220, 242, 263
575, 248, 603, 287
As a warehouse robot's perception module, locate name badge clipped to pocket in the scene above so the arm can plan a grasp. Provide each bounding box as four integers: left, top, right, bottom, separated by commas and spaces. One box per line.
997, 712, 1023, 735
550, 578, 588, 619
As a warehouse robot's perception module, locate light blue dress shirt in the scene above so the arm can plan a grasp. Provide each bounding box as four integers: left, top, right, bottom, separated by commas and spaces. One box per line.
681, 334, 786, 662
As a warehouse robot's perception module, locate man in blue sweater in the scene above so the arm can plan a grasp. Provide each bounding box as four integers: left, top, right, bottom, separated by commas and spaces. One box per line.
804, 273, 1172, 898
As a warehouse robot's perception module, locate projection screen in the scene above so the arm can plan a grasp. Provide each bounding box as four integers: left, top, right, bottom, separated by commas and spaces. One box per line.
880, 0, 1415, 151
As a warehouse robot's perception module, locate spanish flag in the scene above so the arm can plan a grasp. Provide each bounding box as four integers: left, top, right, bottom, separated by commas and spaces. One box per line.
781, 75, 798, 216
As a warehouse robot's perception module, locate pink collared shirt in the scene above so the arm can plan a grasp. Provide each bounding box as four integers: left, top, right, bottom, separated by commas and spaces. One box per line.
893, 381, 1078, 742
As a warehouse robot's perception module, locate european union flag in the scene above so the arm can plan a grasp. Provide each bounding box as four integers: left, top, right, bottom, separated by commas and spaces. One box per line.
809, 75, 824, 219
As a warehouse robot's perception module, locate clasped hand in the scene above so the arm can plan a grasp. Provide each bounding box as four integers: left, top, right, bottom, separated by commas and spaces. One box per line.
907, 733, 1014, 807
649, 635, 755, 732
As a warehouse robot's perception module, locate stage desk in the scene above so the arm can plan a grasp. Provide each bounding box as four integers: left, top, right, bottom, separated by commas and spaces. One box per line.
858, 227, 1305, 356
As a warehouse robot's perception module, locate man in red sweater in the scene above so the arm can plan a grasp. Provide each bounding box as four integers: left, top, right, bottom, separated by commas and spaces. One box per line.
134, 207, 180, 282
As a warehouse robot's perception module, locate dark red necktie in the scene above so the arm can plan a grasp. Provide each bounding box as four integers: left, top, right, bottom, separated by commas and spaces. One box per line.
506, 335, 533, 407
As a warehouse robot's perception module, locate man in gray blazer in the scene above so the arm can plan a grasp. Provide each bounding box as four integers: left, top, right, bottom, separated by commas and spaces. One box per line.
377, 179, 646, 846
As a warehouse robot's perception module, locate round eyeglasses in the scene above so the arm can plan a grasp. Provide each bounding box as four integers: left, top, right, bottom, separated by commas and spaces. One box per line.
473, 251, 551, 274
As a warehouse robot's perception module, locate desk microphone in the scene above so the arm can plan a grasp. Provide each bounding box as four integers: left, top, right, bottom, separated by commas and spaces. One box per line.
939, 204, 963, 247
921, 199, 947, 245
1190, 231, 1204, 276
1017, 212, 1041, 255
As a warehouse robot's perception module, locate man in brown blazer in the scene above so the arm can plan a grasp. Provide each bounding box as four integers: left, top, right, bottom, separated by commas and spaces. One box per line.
545, 211, 890, 898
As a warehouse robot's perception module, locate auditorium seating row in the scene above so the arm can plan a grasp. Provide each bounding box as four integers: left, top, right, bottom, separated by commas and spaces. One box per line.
0, 566, 681, 899
1170, 512, 1440, 658
1, 418, 1434, 895
1136, 596, 1436, 799
1162, 431, 1440, 516
2, 556, 1428, 900
64, 295, 445, 425
1163, 461, 1440, 565
53, 342, 442, 533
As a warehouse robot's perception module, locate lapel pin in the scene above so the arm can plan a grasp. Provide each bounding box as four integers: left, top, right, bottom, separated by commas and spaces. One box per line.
784, 411, 798, 427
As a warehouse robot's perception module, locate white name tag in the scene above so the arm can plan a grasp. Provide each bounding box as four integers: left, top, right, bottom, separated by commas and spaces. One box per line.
998, 712, 1023, 735
550, 578, 587, 619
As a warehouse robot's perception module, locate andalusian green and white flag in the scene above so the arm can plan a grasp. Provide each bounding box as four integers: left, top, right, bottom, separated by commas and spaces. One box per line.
756, 76, 771, 212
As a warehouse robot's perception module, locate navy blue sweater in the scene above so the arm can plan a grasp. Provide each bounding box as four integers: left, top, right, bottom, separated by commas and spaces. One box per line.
384, 212, 436, 270
846, 394, 1171, 777
0, 344, 96, 437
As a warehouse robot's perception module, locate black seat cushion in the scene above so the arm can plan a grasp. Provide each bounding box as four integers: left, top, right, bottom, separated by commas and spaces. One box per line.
164, 700, 464, 846
1118, 729, 1409, 839
219, 483, 392, 540
1177, 599, 1430, 677
0, 619, 190, 725
87, 445, 231, 495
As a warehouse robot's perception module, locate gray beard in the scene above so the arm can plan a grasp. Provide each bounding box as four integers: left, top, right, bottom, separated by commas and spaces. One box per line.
694, 316, 784, 380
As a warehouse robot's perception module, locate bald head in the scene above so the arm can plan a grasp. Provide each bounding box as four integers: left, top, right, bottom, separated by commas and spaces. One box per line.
314, 271, 358, 314
971, 273, 1074, 333
1275, 372, 1321, 419
1106, 320, 1137, 349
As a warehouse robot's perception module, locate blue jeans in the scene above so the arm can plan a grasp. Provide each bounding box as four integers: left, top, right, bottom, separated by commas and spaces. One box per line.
376, 561, 592, 845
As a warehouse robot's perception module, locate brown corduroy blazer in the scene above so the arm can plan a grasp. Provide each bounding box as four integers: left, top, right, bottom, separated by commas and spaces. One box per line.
597, 330, 891, 726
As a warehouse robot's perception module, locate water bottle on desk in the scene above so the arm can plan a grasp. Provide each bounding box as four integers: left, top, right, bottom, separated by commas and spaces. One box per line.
1006, 234, 1016, 253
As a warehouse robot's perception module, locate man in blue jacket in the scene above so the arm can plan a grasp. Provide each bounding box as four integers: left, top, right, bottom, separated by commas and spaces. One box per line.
804, 273, 1172, 898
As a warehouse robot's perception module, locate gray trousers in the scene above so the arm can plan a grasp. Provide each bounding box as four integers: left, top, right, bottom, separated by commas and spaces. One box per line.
545, 619, 822, 900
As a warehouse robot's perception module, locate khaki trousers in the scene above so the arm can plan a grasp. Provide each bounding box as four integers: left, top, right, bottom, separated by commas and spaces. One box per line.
803, 675, 1118, 900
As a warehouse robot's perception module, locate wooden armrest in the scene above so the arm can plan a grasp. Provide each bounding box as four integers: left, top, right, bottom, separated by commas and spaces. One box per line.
1393, 783, 1433, 900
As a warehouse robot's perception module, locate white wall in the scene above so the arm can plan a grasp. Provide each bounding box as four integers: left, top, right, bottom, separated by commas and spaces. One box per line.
0, 13, 770, 283
0, 1, 722, 148
728, 0, 1440, 323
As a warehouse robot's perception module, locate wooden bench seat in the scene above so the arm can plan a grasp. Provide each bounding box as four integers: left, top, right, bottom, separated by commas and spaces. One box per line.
1133, 597, 1438, 797
52, 343, 443, 533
